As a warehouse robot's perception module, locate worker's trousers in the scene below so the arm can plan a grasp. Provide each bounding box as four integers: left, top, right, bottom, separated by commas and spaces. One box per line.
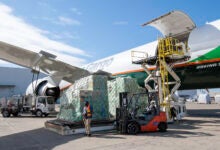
83, 118, 91, 134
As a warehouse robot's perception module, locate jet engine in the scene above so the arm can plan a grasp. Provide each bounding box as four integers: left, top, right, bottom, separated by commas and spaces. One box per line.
26, 77, 60, 101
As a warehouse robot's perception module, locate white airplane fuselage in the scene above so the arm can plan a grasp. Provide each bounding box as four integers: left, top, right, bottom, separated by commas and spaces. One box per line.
82, 19, 220, 90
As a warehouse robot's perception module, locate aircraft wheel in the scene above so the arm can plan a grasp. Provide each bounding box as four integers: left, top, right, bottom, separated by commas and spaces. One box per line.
158, 122, 167, 132
127, 122, 139, 135
2, 110, 10, 117
36, 110, 43, 117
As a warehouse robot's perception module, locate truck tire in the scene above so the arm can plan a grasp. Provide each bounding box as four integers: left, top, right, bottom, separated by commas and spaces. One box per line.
127, 122, 139, 135
44, 113, 49, 117
36, 110, 43, 117
158, 122, 167, 132
2, 110, 10, 118
12, 112, 19, 117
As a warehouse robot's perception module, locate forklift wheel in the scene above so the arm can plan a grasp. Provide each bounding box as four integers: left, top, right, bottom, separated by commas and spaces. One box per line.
2, 110, 10, 118
158, 122, 167, 132
127, 122, 139, 135
36, 110, 43, 117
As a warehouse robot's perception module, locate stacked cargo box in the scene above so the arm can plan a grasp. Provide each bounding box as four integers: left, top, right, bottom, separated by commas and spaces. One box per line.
57, 75, 148, 122
57, 75, 109, 122
107, 77, 148, 119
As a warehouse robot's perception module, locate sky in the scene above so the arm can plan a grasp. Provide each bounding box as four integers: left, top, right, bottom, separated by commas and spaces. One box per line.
0, 0, 220, 68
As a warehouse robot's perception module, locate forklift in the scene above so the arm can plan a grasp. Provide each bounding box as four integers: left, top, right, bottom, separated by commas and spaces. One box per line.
116, 92, 167, 134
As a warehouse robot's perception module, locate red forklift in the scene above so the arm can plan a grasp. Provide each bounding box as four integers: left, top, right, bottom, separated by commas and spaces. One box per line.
116, 92, 167, 134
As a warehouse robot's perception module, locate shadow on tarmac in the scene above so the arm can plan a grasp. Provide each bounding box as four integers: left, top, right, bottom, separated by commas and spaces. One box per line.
0, 127, 84, 150
0, 128, 126, 150
91, 130, 126, 139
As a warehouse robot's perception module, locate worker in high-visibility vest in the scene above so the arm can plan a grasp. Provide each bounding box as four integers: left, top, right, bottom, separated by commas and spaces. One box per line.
82, 101, 93, 136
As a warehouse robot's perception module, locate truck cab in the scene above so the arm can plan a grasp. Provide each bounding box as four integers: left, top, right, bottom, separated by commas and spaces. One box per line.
32, 96, 55, 117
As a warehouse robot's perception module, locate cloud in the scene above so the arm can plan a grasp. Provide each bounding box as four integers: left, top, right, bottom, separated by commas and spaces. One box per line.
0, 3, 88, 67
58, 16, 81, 26
70, 8, 82, 15
37, 1, 57, 12
33, 16, 81, 28
57, 32, 80, 40
113, 21, 128, 25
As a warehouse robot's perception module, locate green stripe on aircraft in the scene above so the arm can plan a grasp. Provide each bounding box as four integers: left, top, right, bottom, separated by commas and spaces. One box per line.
190, 46, 220, 62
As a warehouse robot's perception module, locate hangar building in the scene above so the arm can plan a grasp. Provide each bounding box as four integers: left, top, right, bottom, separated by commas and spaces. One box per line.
0, 67, 45, 98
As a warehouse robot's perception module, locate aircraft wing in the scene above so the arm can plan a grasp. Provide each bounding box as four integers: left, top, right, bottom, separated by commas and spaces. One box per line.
0, 41, 90, 83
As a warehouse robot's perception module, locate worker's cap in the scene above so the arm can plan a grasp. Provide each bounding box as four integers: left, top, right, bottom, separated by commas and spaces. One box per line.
85, 101, 89, 105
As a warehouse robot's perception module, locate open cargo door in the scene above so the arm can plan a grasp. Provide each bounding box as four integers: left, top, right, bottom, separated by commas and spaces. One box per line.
142, 10, 196, 39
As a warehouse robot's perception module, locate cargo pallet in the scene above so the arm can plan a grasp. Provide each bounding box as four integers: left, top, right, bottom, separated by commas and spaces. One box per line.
45, 119, 115, 135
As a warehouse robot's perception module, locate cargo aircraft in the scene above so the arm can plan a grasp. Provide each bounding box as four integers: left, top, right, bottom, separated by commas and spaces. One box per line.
0, 10, 220, 100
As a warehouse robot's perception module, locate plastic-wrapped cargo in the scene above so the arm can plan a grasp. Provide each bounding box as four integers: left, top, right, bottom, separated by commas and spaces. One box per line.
57, 75, 109, 122
58, 75, 148, 122
107, 77, 148, 118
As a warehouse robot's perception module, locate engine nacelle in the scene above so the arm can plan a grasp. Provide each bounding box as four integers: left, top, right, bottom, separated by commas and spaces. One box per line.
26, 77, 60, 101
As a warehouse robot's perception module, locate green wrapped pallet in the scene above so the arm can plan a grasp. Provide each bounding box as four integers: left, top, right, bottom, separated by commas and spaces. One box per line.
107, 77, 148, 118
57, 75, 109, 122
57, 75, 148, 122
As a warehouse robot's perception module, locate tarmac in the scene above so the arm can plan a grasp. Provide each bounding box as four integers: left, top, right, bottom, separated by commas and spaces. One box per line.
0, 103, 220, 150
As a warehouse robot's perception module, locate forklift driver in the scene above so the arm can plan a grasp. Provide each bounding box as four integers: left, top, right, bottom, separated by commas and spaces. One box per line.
145, 100, 157, 115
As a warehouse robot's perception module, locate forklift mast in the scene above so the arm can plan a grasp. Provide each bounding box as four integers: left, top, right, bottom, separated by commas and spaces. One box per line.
116, 92, 129, 134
